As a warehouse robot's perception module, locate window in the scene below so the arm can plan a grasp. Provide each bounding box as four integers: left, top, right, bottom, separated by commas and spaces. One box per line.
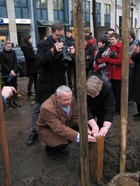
53, 0, 64, 21
83, 1, 90, 27
69, 0, 90, 27
36, 0, 48, 20
70, 0, 73, 26
0, 0, 6, 5
96, 2, 101, 26
0, 0, 7, 17
14, 0, 29, 19
104, 4, 110, 27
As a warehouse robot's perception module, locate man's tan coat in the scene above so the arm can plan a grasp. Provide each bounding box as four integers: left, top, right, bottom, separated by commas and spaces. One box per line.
36, 94, 79, 147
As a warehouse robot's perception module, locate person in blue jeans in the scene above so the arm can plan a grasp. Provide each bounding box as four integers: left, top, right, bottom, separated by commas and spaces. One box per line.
1, 86, 16, 111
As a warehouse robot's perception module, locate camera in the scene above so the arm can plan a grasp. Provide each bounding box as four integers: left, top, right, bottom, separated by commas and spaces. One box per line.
109, 51, 118, 58
60, 36, 72, 62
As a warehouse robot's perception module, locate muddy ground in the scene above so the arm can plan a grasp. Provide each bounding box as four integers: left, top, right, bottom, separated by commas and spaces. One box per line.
0, 77, 140, 186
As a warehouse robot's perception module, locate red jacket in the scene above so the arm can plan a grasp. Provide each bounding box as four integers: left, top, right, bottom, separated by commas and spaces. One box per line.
98, 41, 122, 80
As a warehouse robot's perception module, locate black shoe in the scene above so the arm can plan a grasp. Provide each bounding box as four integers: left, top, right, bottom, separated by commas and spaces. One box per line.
27, 133, 38, 145
45, 146, 60, 161
133, 116, 140, 121
133, 113, 140, 118
13, 101, 22, 107
28, 95, 35, 101
9, 100, 17, 108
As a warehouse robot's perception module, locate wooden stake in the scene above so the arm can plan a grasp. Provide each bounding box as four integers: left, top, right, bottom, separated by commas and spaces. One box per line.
0, 78, 11, 185
89, 136, 104, 183
73, 0, 90, 185
120, 0, 130, 173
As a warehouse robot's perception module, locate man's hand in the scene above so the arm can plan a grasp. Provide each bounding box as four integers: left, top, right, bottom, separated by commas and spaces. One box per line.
98, 127, 109, 136
69, 46, 75, 54
10, 70, 16, 77
133, 45, 140, 54
2, 86, 17, 99
88, 119, 99, 137
98, 122, 112, 136
54, 42, 64, 52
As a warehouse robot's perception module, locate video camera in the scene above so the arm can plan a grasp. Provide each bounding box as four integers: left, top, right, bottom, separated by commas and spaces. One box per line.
60, 36, 72, 62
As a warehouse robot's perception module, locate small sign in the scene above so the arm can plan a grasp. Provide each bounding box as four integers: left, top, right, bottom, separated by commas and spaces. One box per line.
16, 19, 31, 24
0, 19, 4, 24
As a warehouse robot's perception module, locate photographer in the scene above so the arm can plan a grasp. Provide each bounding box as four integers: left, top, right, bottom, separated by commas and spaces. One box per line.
27, 23, 75, 146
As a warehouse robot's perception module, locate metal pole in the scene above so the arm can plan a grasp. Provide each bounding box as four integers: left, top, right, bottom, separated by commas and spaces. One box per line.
131, 8, 133, 29
115, 0, 117, 32
73, 0, 90, 185
92, 0, 97, 38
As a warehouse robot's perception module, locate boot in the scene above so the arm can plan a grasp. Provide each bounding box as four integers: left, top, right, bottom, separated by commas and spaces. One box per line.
27, 132, 38, 145
45, 146, 60, 161
8, 99, 17, 108
13, 93, 22, 107
13, 101, 22, 107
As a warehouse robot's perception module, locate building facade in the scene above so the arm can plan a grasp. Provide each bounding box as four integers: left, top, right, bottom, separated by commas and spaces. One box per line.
0, 0, 140, 47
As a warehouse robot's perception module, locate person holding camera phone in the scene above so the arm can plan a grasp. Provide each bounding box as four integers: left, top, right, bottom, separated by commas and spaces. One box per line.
27, 23, 75, 145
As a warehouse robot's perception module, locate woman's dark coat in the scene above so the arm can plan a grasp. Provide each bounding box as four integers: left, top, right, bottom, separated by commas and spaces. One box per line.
21, 44, 37, 75
0, 49, 18, 77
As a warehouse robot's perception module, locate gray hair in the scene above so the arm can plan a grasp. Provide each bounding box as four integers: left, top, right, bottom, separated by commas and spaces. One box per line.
86, 75, 103, 95
55, 85, 72, 98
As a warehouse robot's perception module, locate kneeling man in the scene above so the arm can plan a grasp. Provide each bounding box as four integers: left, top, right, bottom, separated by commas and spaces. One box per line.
36, 85, 95, 160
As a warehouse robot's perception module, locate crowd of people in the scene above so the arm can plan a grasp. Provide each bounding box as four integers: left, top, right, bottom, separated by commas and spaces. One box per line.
0, 22, 140, 161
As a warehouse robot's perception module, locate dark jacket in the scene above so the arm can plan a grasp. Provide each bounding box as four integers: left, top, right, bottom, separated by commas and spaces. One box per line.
131, 43, 140, 102
21, 44, 37, 74
2, 95, 6, 112
87, 78, 115, 124
35, 35, 68, 104
65, 36, 75, 47
0, 49, 18, 77
85, 42, 95, 77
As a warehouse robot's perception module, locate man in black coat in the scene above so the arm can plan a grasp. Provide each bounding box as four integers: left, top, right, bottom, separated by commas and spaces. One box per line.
131, 42, 140, 121
27, 23, 75, 145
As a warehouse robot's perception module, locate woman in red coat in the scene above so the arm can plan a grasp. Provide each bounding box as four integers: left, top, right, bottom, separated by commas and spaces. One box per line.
97, 33, 122, 114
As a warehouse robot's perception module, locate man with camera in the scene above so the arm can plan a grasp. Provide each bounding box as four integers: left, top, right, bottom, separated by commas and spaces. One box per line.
27, 23, 75, 145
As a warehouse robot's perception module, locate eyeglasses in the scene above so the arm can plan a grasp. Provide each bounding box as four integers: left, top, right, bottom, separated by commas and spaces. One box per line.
62, 97, 74, 102
54, 33, 63, 37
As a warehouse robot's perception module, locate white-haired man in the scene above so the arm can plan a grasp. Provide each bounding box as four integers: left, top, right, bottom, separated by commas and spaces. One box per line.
36, 85, 95, 160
